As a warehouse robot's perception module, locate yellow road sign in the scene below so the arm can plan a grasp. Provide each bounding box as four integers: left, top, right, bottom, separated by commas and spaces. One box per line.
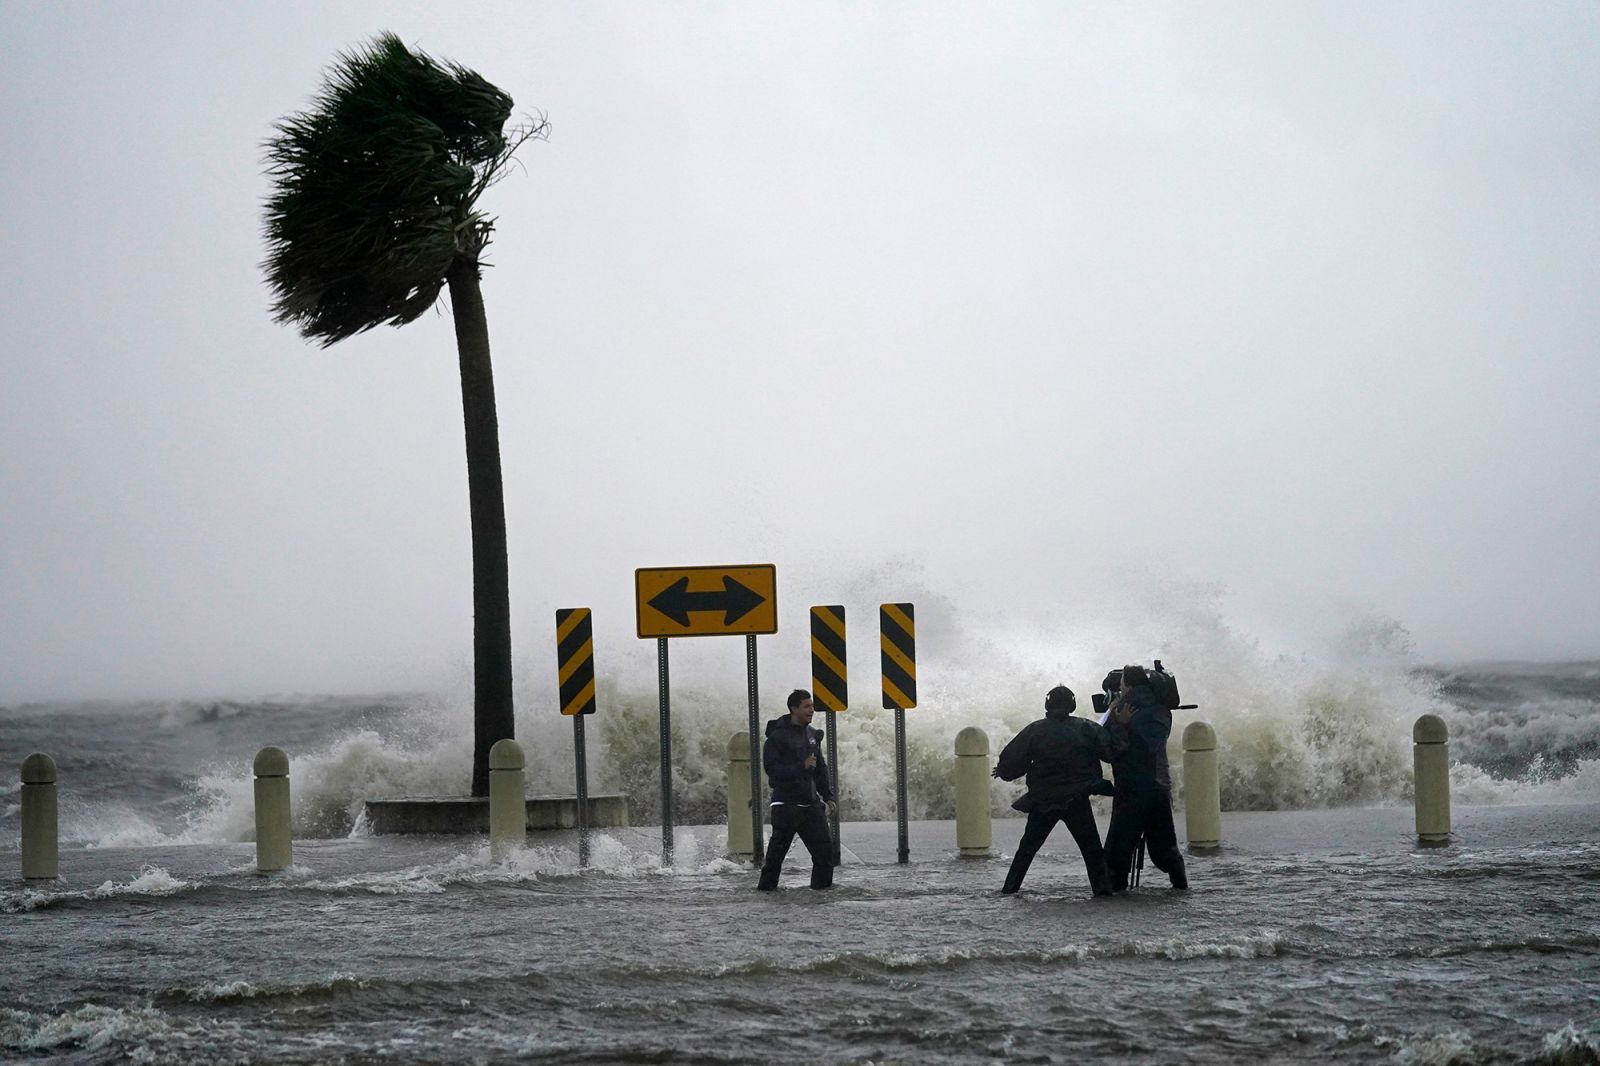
635, 564, 778, 638
880, 602, 917, 709
810, 605, 847, 712
556, 608, 597, 716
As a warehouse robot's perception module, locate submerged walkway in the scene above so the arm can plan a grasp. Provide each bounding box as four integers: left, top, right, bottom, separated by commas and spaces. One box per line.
13, 802, 1598, 890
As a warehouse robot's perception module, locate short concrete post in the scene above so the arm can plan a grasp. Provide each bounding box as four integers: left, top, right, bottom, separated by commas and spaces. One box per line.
489, 738, 527, 859
253, 746, 292, 873
1413, 714, 1451, 846
21, 753, 59, 880
1181, 721, 1221, 852
725, 732, 753, 858
954, 727, 991, 857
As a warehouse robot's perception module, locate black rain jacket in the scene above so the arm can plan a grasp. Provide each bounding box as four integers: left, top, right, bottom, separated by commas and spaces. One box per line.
763, 716, 834, 805
1106, 682, 1173, 793
995, 710, 1113, 814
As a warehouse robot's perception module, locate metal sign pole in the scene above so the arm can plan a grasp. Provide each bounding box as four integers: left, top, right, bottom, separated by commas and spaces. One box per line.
826, 709, 841, 865
556, 607, 598, 868
745, 633, 765, 865
895, 706, 909, 864
879, 602, 916, 865
810, 604, 847, 866
574, 714, 590, 867
633, 563, 781, 870
658, 636, 673, 865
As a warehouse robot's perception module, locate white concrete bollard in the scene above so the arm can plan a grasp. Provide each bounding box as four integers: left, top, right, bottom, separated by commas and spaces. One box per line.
954, 727, 991, 857
1413, 714, 1451, 845
21, 753, 59, 881
1181, 721, 1222, 852
489, 738, 527, 860
725, 732, 753, 858
253, 746, 293, 874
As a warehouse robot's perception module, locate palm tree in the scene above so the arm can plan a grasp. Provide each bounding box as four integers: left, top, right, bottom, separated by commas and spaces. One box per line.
262, 33, 546, 796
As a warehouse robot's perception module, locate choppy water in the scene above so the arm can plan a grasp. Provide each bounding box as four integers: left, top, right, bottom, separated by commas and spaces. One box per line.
3, 659, 1598, 1062
1, 660, 1596, 849
3, 810, 1599, 1064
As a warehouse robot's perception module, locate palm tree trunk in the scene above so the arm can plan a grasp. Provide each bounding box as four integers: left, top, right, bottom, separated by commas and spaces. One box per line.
448, 257, 515, 797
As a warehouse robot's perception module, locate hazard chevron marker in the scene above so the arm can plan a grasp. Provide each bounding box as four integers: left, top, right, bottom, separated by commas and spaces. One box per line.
879, 603, 916, 710
556, 608, 597, 716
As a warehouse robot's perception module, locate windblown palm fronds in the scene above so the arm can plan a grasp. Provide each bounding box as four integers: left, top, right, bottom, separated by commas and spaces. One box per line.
261, 34, 542, 795
262, 32, 542, 345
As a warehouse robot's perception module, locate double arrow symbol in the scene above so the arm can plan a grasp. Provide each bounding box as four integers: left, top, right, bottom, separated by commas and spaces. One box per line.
647, 575, 766, 627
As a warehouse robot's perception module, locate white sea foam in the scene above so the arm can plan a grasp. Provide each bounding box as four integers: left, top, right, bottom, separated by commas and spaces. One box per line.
1537, 1025, 1600, 1066
689, 930, 1286, 978
93, 864, 190, 897
1124, 932, 1284, 959
66, 807, 169, 849
1450, 757, 1600, 806
0, 1004, 179, 1053
1, 865, 194, 914
1389, 1028, 1486, 1066
174, 973, 368, 1003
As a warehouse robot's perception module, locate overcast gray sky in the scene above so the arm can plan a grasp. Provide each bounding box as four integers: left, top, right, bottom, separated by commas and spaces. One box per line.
2, 2, 1597, 703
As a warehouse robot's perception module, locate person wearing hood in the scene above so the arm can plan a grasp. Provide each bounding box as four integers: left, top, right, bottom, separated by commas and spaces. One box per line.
993, 685, 1115, 897
757, 689, 837, 891
1103, 664, 1188, 890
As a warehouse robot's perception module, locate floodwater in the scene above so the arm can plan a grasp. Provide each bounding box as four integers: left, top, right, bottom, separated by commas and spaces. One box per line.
4, 662, 1599, 1062
4, 806, 1598, 1064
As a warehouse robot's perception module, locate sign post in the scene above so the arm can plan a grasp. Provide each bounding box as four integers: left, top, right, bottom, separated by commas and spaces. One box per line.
880, 602, 916, 864
745, 634, 764, 865
657, 636, 671, 863
810, 605, 847, 865
637, 564, 778, 867
555, 608, 597, 866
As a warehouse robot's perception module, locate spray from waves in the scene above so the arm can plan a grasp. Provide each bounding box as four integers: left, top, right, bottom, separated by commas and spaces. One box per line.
1430, 662, 1600, 776
182, 727, 472, 844
586, 589, 1526, 820
26, 575, 1595, 848
18, 722, 474, 850
1450, 757, 1600, 806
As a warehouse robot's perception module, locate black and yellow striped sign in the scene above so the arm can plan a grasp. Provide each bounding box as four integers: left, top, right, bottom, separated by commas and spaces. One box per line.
556, 608, 597, 716
879, 603, 916, 709
810, 605, 847, 713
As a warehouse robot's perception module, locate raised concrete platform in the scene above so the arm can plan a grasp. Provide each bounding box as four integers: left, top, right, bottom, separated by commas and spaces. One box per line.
363, 794, 629, 835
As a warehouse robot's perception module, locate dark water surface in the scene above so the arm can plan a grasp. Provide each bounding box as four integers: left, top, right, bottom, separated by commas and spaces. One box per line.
4, 668, 1598, 1062
4, 808, 1598, 1065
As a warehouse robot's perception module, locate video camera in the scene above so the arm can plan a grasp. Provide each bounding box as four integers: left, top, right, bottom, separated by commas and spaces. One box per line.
1090, 660, 1195, 716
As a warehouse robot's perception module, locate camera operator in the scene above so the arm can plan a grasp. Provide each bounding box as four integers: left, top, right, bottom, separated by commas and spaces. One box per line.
1104, 664, 1188, 891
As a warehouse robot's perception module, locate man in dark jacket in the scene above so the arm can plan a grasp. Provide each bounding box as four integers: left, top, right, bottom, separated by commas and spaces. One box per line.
994, 685, 1115, 897
757, 689, 836, 891
1104, 664, 1188, 890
